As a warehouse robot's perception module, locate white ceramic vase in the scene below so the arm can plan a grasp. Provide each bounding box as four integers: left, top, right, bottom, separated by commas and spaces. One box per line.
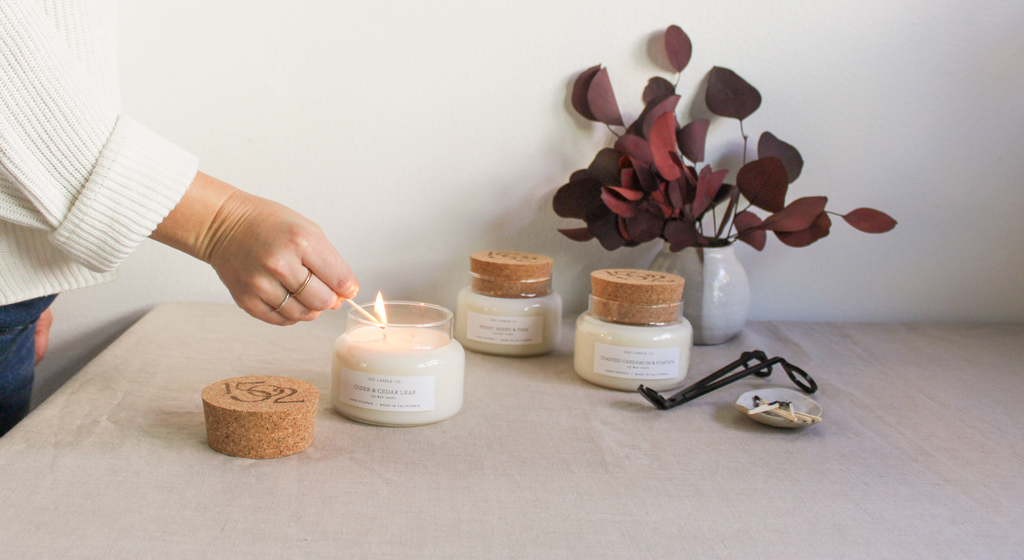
647, 243, 750, 345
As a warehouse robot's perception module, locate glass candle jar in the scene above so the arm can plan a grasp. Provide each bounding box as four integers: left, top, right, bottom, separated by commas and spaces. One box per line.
331, 301, 465, 427
574, 269, 693, 391
454, 251, 562, 357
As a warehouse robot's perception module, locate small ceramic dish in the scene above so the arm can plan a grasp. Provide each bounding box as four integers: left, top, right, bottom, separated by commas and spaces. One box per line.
734, 388, 822, 428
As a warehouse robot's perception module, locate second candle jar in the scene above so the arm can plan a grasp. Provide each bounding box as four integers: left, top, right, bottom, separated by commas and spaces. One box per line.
574, 269, 693, 391
455, 251, 562, 356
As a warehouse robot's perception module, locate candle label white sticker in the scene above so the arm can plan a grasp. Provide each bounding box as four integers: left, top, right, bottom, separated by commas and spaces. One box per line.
593, 343, 680, 379
338, 369, 435, 411
465, 312, 543, 345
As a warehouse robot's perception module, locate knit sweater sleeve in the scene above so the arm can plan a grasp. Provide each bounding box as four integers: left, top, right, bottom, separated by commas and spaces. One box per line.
0, 0, 198, 273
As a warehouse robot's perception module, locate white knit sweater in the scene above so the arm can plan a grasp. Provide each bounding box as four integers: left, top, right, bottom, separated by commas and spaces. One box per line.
0, 0, 198, 305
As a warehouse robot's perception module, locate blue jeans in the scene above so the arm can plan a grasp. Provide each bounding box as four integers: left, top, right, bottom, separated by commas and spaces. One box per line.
0, 294, 57, 436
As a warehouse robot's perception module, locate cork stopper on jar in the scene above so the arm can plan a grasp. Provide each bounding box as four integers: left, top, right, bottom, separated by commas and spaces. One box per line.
470, 251, 553, 298
202, 376, 319, 459
590, 269, 685, 325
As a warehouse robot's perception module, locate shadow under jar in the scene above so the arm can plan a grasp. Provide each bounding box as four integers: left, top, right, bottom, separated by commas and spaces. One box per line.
455, 251, 562, 357
331, 302, 465, 427
574, 269, 693, 392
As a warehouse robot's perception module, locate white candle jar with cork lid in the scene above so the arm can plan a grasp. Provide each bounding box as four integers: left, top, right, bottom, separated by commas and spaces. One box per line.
574, 269, 693, 391
454, 251, 562, 357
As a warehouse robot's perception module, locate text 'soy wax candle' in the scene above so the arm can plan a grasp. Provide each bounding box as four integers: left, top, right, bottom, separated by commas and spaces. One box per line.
331, 296, 465, 427
454, 251, 562, 356
574, 270, 693, 391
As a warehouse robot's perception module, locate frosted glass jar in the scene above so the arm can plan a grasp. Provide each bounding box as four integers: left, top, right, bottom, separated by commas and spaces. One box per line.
331, 301, 465, 427
455, 251, 562, 356
574, 270, 693, 392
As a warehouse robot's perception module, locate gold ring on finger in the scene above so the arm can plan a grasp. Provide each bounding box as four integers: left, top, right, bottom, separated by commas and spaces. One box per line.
293, 269, 313, 298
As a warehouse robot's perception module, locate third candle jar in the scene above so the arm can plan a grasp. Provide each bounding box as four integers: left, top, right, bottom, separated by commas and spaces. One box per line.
574, 269, 693, 391
454, 251, 562, 357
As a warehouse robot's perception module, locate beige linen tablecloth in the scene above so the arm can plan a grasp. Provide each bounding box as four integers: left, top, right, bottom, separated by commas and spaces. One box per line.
0, 302, 1021, 559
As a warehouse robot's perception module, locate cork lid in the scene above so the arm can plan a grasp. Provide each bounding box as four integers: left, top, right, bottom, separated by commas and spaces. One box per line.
202, 376, 319, 459
590, 269, 685, 325
470, 251, 553, 298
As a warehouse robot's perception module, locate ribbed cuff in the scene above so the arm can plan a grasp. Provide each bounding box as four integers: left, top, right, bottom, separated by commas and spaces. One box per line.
49, 116, 199, 272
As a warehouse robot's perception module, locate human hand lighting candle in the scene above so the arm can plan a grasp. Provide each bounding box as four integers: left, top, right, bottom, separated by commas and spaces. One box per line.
331, 294, 466, 427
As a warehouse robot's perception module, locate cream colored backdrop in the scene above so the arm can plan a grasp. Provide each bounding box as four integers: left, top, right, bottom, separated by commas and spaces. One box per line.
32, 0, 1024, 405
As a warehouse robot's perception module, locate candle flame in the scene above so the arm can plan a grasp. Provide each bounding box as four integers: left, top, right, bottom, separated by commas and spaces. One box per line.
373, 292, 387, 325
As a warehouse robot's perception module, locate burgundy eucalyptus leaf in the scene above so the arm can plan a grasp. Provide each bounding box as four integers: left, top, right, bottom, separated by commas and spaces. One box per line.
614, 134, 653, 166
627, 93, 679, 138
692, 166, 729, 218
732, 210, 763, 233
571, 65, 601, 121
650, 190, 673, 218
677, 119, 710, 163
705, 66, 762, 121
625, 205, 665, 244
649, 112, 682, 181
738, 228, 767, 251
641, 95, 681, 140
761, 196, 828, 232
606, 186, 645, 201
713, 183, 735, 205
664, 220, 700, 252
618, 216, 632, 242
643, 77, 676, 104
587, 67, 625, 127
601, 187, 638, 217
664, 25, 693, 73
758, 132, 804, 183
776, 211, 832, 247
587, 208, 627, 251
569, 169, 591, 183
620, 167, 636, 191
733, 210, 766, 251
668, 179, 684, 209
588, 148, 622, 186
558, 227, 594, 242
553, 175, 602, 219
842, 208, 898, 233
632, 160, 660, 193
736, 157, 789, 212
681, 162, 698, 188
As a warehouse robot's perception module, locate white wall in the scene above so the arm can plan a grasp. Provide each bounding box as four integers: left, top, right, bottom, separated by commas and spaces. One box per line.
32, 0, 1024, 405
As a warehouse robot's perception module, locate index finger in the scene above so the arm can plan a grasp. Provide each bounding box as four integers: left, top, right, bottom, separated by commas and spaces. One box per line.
302, 236, 359, 303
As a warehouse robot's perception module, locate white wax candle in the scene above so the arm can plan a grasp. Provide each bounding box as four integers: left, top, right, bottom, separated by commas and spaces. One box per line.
574, 312, 692, 392
331, 326, 465, 426
454, 286, 562, 356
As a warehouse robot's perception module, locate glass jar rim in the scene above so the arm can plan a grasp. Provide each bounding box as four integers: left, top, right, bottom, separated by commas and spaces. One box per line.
348, 300, 454, 329
469, 271, 551, 283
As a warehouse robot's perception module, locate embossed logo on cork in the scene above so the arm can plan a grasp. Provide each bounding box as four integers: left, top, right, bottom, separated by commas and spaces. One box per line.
486, 251, 539, 263
603, 270, 677, 283
223, 380, 305, 404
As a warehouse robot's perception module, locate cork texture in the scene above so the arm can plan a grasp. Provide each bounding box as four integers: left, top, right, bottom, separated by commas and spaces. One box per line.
202, 376, 319, 459
470, 251, 553, 297
590, 269, 685, 325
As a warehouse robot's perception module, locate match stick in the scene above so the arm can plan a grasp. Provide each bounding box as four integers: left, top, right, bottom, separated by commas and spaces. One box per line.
343, 298, 384, 325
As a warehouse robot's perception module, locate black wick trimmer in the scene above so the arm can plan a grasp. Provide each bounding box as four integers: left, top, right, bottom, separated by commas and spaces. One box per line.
637, 350, 818, 410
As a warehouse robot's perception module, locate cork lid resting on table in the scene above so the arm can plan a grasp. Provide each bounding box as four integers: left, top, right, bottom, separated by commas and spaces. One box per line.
590, 269, 685, 325
202, 375, 319, 459
470, 251, 553, 298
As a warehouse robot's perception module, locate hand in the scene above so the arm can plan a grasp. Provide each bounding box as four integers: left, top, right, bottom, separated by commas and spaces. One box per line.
34, 308, 53, 364
152, 172, 358, 326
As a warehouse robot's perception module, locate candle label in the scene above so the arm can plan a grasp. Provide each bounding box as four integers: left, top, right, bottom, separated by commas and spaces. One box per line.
338, 369, 436, 411
593, 343, 680, 379
465, 312, 543, 345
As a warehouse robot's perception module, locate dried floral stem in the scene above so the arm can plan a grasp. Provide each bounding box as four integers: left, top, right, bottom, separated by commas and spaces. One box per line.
605, 124, 622, 138
740, 119, 749, 166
